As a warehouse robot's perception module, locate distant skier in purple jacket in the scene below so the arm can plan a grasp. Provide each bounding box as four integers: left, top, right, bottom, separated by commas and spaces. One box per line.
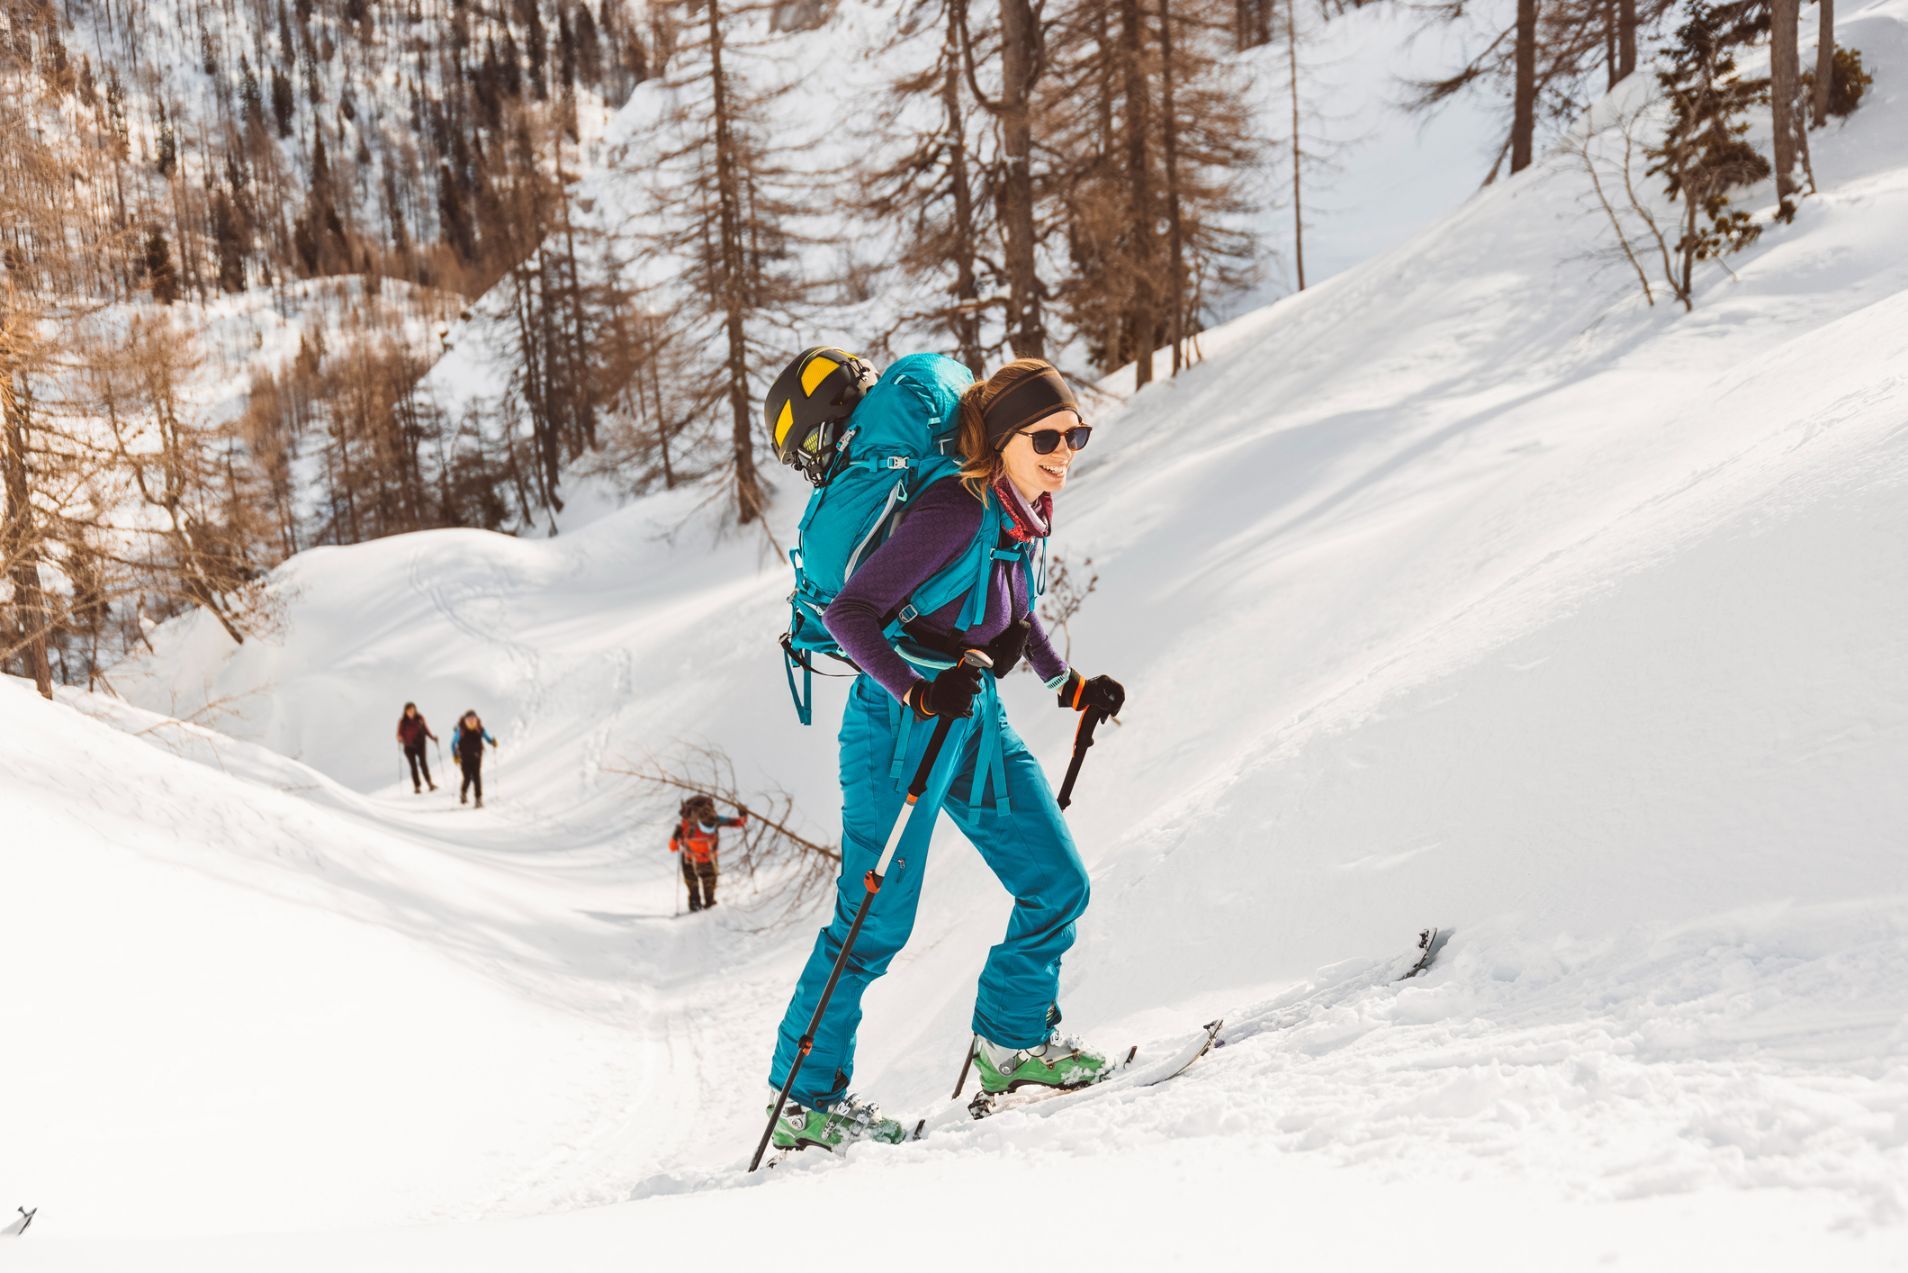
765, 357, 1128, 1152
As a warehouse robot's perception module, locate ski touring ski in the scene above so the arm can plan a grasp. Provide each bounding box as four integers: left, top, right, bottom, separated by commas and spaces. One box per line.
1401, 926, 1453, 979
767, 929, 1449, 1164
1143, 1018, 1224, 1087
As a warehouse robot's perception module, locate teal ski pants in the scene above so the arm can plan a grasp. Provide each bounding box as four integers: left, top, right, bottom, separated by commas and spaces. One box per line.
768, 673, 1090, 1109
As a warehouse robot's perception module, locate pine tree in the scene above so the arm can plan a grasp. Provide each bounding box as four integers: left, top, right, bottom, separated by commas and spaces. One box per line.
3, 54, 123, 695
1413, 0, 1676, 181
156, 101, 178, 175
241, 57, 266, 134
574, 3, 602, 86
272, 66, 296, 137
100, 316, 258, 643
1152, 0, 1261, 370
1234, 0, 1274, 47
958, 0, 1050, 358
864, 0, 997, 373
624, 0, 805, 526
145, 229, 180, 303
212, 190, 247, 292
1646, 0, 1770, 309
1042, 0, 1261, 382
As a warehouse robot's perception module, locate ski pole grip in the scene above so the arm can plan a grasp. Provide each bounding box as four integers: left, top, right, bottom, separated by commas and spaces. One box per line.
903, 649, 992, 800
1056, 706, 1105, 811
1076, 705, 1103, 750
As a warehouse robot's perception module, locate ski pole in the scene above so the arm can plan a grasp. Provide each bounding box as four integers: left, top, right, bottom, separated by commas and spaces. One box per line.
1056, 706, 1106, 811
951, 1034, 980, 1100
748, 650, 991, 1172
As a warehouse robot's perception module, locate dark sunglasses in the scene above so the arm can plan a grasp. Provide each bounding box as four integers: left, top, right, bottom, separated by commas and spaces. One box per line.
1010, 425, 1093, 455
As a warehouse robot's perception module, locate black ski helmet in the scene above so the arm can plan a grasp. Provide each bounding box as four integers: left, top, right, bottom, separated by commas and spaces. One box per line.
765, 347, 877, 485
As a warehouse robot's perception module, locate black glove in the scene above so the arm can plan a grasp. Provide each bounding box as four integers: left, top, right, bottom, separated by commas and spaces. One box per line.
1057, 669, 1124, 717
982, 617, 1032, 678
908, 661, 986, 720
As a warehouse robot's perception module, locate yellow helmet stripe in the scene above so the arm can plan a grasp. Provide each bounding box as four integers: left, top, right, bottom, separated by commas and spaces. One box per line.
800, 355, 841, 397
774, 401, 796, 447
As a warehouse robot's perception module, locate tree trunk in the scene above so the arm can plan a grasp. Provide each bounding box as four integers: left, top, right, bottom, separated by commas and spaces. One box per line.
642, 314, 675, 489
1119, 0, 1155, 389
707, 0, 765, 524
997, 0, 1045, 360
560, 191, 595, 453
1604, 0, 1618, 89
1813, 0, 1833, 125
1158, 0, 1189, 373
1, 371, 53, 699
1770, 0, 1799, 198
1511, 0, 1537, 173
941, 17, 984, 376
1285, 0, 1306, 291
1619, 0, 1637, 80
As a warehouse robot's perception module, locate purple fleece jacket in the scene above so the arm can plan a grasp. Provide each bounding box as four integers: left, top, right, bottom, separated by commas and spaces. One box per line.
823, 478, 1068, 703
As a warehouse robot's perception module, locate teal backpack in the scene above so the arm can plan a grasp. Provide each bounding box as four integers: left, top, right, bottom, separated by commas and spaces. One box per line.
780, 353, 1045, 724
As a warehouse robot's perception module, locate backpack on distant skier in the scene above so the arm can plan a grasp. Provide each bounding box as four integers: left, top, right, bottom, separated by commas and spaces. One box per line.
766, 349, 1043, 725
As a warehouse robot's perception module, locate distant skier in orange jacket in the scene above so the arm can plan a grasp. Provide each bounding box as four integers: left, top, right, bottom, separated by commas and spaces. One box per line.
671, 795, 747, 913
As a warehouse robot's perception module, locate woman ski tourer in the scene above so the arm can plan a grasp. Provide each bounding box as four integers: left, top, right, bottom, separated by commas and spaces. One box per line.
396, 702, 438, 793
449, 710, 497, 808
761, 353, 1126, 1153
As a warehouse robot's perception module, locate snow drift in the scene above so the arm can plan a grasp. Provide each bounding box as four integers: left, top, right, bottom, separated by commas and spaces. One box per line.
8, 0, 1908, 1265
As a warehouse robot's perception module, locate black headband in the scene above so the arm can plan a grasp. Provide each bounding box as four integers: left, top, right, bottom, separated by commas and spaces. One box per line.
983, 364, 1079, 449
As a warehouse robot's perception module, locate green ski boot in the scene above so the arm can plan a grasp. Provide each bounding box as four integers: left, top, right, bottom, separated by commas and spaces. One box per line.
768, 1092, 909, 1153
973, 1032, 1113, 1095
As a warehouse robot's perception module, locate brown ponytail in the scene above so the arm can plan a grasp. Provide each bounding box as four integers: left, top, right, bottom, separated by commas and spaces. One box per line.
956, 358, 1059, 501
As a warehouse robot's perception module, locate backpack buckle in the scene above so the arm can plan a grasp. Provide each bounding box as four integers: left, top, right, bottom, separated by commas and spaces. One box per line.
886, 456, 910, 469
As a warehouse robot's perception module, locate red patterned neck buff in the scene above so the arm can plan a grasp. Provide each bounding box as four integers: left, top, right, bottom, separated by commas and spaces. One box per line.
993, 473, 1053, 542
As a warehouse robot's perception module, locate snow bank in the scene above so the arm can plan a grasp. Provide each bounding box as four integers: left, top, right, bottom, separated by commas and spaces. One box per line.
12, 0, 1908, 1263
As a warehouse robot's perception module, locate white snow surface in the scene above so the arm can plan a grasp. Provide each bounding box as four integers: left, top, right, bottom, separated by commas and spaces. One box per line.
9, 0, 1908, 1264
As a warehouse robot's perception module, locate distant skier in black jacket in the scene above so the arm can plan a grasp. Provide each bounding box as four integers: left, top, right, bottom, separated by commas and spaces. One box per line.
450, 710, 497, 808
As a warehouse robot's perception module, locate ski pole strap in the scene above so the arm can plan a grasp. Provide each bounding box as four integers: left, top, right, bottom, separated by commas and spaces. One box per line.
967, 677, 1010, 816
908, 712, 959, 800
782, 642, 814, 727
888, 696, 916, 782
1056, 707, 1104, 811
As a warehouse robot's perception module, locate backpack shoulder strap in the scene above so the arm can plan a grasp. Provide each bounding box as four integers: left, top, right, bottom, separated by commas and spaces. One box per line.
894, 487, 1023, 631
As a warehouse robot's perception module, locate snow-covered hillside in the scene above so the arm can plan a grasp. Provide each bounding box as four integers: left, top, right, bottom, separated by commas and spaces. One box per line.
421, 0, 1510, 430
8, 0, 1908, 1264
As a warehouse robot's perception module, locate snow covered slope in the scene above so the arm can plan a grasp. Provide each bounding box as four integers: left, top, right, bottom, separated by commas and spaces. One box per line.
10, 0, 1908, 1264
420, 0, 1511, 431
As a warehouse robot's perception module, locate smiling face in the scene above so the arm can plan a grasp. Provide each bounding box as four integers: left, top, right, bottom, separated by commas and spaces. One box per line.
999, 409, 1085, 502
